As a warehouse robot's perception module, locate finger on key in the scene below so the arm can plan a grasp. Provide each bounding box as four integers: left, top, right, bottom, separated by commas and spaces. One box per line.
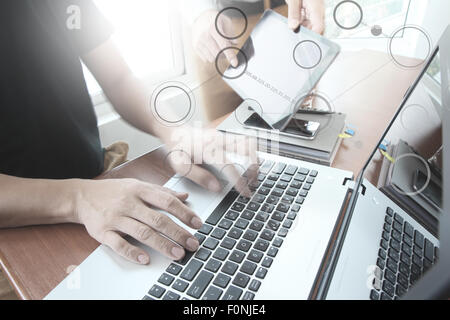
139, 187, 202, 230
115, 217, 186, 260
132, 207, 200, 252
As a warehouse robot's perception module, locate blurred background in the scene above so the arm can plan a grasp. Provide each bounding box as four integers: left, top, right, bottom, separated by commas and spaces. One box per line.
82, 0, 450, 160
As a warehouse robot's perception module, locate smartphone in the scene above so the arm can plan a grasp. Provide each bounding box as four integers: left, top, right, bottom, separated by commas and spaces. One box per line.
243, 112, 320, 140
412, 169, 442, 210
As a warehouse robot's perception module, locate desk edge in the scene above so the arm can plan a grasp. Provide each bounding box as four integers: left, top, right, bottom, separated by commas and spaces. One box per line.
0, 249, 29, 300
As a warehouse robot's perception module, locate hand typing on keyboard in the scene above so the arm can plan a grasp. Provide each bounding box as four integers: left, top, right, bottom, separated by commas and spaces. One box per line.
145, 160, 318, 300
73, 128, 259, 266
74, 179, 203, 265
162, 127, 259, 196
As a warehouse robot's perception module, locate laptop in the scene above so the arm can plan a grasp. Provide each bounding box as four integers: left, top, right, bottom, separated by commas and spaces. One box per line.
319, 26, 450, 300
45, 24, 450, 300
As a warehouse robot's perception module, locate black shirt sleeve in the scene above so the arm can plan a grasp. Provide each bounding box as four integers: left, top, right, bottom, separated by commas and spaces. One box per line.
48, 0, 114, 55
0, 0, 108, 179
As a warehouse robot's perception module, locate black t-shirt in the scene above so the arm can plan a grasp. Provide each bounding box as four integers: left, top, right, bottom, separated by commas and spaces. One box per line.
0, 0, 113, 179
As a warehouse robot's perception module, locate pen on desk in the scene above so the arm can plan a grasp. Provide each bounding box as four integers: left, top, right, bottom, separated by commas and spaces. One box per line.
296, 109, 336, 115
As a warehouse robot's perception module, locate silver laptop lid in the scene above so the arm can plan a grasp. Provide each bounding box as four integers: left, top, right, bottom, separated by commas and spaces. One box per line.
404, 25, 450, 300
315, 25, 449, 300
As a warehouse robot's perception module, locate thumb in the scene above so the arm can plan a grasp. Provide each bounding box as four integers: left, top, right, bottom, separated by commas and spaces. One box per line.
287, 0, 304, 30
186, 164, 222, 193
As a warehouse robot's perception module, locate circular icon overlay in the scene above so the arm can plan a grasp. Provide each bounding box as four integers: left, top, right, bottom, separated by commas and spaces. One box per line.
163, 150, 193, 179
150, 82, 195, 127
215, 7, 248, 40
400, 104, 430, 131
293, 40, 323, 69
216, 47, 248, 79
290, 92, 335, 137
371, 25, 383, 36
234, 99, 264, 126
333, 0, 364, 30
391, 153, 431, 197
388, 25, 432, 69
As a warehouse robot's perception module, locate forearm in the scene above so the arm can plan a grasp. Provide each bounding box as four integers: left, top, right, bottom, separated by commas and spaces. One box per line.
0, 174, 78, 228
101, 74, 174, 141
82, 40, 181, 143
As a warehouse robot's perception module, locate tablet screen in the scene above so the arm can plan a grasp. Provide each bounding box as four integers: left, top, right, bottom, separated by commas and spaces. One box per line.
222, 10, 340, 130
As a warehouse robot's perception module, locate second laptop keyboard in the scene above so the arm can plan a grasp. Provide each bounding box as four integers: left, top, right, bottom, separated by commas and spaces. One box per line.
370, 207, 439, 300
143, 159, 318, 300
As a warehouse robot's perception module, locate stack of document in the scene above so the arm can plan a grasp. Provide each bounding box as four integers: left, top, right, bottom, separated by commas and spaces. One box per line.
217, 112, 346, 167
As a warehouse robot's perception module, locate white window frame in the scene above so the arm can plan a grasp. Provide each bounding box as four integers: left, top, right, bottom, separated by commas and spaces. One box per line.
89, 0, 186, 107
328, 0, 430, 53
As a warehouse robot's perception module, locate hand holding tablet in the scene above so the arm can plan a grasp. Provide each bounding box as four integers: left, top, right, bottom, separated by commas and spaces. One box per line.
222, 10, 340, 131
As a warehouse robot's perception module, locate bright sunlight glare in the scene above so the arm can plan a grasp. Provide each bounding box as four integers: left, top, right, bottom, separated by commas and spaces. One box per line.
84, 0, 176, 94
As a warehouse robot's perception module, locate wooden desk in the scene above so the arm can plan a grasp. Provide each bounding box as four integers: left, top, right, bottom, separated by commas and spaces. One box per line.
0, 50, 422, 300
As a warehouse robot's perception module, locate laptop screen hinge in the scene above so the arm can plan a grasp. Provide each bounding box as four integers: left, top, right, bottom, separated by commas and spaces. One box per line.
342, 177, 355, 190
342, 177, 366, 195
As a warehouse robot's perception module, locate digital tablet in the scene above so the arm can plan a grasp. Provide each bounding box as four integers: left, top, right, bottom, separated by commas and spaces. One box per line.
221, 10, 340, 131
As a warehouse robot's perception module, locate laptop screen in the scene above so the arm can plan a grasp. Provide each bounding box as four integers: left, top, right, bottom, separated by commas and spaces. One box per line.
358, 29, 450, 297
361, 48, 444, 234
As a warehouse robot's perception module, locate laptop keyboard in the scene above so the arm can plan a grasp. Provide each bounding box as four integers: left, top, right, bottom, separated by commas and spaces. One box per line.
370, 207, 439, 300
143, 159, 318, 300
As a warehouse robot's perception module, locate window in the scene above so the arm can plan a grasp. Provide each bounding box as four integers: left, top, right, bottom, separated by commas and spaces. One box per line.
325, 0, 412, 39
83, 0, 184, 96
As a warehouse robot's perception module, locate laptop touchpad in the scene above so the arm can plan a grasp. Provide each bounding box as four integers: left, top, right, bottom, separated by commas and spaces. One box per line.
165, 176, 227, 221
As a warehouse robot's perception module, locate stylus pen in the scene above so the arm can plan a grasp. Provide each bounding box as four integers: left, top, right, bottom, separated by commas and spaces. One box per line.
296, 109, 336, 115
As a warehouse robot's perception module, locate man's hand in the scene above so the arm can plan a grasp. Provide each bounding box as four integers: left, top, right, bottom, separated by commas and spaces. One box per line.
286, 0, 325, 34
162, 126, 259, 195
73, 178, 203, 265
192, 10, 239, 67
